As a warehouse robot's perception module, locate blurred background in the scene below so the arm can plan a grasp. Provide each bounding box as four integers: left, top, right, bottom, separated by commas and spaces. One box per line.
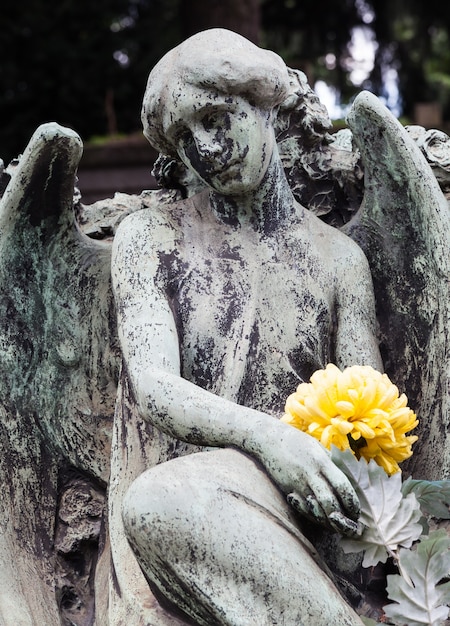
2, 0, 449, 201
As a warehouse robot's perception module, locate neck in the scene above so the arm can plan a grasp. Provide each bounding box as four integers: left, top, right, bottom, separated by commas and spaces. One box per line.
209, 149, 299, 235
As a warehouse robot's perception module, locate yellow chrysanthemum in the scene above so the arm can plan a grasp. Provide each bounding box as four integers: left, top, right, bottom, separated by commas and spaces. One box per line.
281, 364, 418, 474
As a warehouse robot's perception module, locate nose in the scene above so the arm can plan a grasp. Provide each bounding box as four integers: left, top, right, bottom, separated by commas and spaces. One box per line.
193, 129, 223, 160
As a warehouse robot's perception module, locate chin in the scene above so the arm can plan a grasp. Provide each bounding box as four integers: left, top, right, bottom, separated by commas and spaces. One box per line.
208, 175, 263, 196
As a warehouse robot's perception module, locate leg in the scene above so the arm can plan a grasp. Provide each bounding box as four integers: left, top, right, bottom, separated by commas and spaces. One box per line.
123, 448, 364, 626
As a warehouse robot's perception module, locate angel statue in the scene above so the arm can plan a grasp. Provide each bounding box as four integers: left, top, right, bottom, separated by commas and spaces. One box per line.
0, 25, 448, 626
108, 28, 380, 626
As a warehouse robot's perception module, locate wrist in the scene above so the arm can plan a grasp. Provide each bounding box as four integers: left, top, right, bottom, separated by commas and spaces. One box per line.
237, 412, 282, 459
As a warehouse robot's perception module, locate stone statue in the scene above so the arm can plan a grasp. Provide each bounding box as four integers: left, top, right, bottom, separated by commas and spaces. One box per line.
0, 26, 449, 626
108, 28, 382, 625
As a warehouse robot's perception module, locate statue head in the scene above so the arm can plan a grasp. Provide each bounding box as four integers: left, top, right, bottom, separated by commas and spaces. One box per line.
141, 29, 291, 195
142, 29, 290, 156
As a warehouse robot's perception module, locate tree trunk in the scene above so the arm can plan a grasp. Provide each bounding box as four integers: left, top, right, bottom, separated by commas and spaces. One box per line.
180, 0, 260, 44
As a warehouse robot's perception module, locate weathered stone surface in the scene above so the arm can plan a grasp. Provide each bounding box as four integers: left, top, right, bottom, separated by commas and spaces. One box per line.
345, 91, 450, 480
1, 29, 450, 626
0, 123, 120, 624
112, 28, 381, 625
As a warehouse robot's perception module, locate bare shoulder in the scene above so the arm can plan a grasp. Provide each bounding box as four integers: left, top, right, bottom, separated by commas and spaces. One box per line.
113, 203, 173, 250
112, 194, 197, 264
300, 207, 369, 270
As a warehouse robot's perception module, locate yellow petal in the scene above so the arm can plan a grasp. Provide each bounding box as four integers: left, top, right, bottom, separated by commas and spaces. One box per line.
331, 417, 354, 435
304, 396, 333, 422
352, 421, 376, 439
283, 363, 416, 475
335, 400, 355, 418
320, 425, 350, 451
377, 383, 399, 410
320, 424, 334, 448
285, 396, 311, 421
358, 378, 378, 414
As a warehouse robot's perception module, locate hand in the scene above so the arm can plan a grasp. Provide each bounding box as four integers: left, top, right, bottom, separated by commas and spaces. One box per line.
250, 421, 360, 536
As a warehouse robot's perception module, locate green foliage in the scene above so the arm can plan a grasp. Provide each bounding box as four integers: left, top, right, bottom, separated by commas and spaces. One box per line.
402, 478, 450, 519
360, 618, 384, 626
332, 448, 423, 567
384, 532, 450, 626
2, 0, 450, 164
368, 0, 450, 117
261, 0, 363, 98
0, 0, 368, 163
332, 448, 450, 626
0, 0, 182, 162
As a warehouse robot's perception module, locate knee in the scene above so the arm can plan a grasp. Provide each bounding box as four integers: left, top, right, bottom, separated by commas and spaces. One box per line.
123, 465, 180, 549
122, 460, 209, 565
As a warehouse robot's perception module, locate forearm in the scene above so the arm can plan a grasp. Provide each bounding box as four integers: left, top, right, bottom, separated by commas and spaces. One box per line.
136, 367, 280, 453
133, 367, 360, 533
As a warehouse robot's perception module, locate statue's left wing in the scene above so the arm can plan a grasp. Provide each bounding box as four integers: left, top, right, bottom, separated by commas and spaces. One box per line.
344, 92, 450, 480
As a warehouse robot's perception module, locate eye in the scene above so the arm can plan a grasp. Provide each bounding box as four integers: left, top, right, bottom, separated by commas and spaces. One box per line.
172, 125, 193, 147
202, 110, 232, 132
201, 112, 220, 132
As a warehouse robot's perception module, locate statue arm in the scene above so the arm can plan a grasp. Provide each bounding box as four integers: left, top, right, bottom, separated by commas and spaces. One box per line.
111, 213, 360, 534
334, 242, 383, 370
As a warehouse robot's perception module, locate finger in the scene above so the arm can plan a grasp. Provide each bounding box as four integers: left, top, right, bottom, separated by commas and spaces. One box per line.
287, 492, 328, 526
303, 473, 349, 517
319, 469, 360, 521
305, 494, 329, 524
302, 470, 360, 528
304, 494, 360, 535
288, 492, 362, 536
328, 511, 362, 537
287, 492, 313, 520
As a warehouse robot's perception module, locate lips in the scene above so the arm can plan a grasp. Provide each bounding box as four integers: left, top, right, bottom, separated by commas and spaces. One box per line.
205, 159, 240, 177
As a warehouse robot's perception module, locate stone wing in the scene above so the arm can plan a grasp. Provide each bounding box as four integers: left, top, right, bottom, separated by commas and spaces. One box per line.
0, 123, 119, 623
344, 92, 450, 480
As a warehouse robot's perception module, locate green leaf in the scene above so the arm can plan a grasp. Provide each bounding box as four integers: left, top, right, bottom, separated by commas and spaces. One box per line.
384, 531, 450, 626
332, 448, 423, 567
402, 478, 450, 519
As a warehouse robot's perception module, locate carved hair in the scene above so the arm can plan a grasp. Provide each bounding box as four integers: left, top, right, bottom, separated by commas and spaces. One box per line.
275, 68, 332, 148
141, 28, 291, 157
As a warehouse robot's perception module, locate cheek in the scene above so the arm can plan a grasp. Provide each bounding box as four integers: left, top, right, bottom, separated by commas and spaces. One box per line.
178, 143, 203, 176
247, 126, 273, 167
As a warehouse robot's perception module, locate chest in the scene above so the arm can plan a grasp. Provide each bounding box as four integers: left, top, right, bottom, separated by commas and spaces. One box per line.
162, 234, 336, 409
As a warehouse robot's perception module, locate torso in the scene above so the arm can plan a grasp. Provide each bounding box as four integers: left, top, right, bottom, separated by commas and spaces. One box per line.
154, 192, 342, 415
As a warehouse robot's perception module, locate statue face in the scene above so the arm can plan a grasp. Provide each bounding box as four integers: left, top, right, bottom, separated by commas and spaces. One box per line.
167, 94, 276, 196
